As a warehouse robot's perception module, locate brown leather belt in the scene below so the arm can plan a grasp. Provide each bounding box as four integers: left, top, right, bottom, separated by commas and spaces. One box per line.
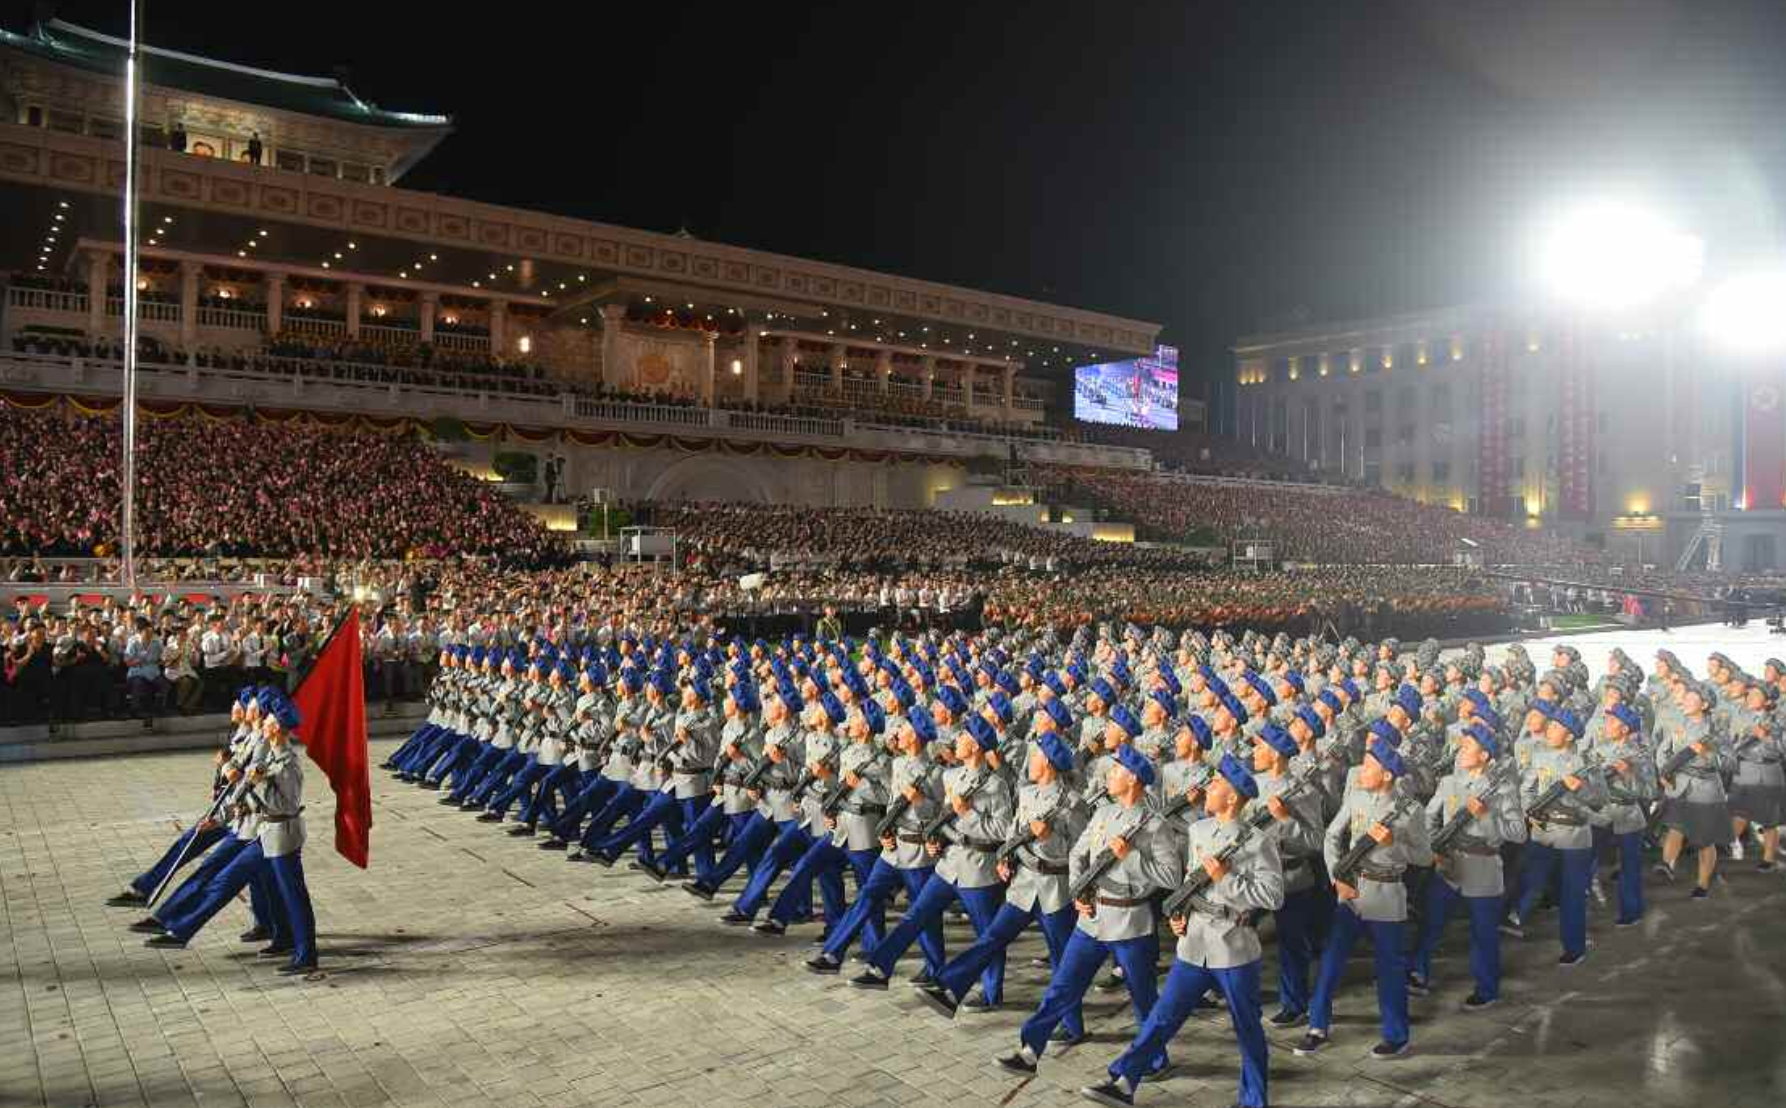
1097, 894, 1150, 908
260, 810, 303, 824
1357, 865, 1405, 882
897, 833, 928, 844
1028, 860, 1069, 875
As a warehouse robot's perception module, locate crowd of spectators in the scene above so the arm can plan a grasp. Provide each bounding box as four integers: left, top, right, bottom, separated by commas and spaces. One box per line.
0, 404, 566, 563
1033, 464, 1598, 565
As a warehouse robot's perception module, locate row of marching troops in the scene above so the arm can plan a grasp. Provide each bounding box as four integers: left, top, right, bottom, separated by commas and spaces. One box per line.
103, 685, 321, 976
387, 626, 1777, 1107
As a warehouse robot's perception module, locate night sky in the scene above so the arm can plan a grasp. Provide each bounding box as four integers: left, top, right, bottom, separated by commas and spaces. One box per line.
24, 1, 1786, 405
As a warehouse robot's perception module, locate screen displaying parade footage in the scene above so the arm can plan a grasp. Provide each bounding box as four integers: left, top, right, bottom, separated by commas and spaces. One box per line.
1072, 344, 1180, 430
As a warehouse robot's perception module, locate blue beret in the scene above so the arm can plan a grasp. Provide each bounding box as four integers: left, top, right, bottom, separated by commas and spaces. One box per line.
1184, 714, 1213, 749
1157, 668, 1182, 696
964, 714, 999, 753
987, 690, 1014, 725
1294, 705, 1326, 738
236, 687, 256, 707
261, 690, 300, 732
1462, 688, 1492, 715
1111, 660, 1133, 688
1278, 671, 1305, 696
860, 699, 886, 735
776, 680, 804, 715
936, 685, 968, 717
1109, 704, 1142, 739
819, 691, 846, 726
1257, 722, 1298, 759
1463, 721, 1498, 758
620, 669, 644, 694
1546, 704, 1583, 738
1367, 738, 1407, 777
994, 669, 1020, 698
1393, 684, 1423, 719
1217, 691, 1249, 726
1217, 752, 1260, 799
1042, 672, 1069, 698
1317, 689, 1345, 714
878, 657, 902, 680
1149, 690, 1178, 721
1042, 697, 1074, 733
843, 669, 871, 701
1368, 718, 1402, 747
1090, 678, 1118, 706
555, 660, 576, 682
729, 682, 759, 714
1025, 655, 1047, 681
1114, 743, 1156, 787
1607, 704, 1641, 733
889, 680, 916, 710
1477, 706, 1502, 733
687, 679, 710, 703
650, 671, 675, 698
1339, 678, 1362, 701
1038, 730, 1076, 774
1207, 675, 1232, 700
1243, 672, 1277, 706
909, 707, 937, 745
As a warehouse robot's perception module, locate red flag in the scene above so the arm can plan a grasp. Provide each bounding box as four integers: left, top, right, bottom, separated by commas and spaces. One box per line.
292, 608, 373, 868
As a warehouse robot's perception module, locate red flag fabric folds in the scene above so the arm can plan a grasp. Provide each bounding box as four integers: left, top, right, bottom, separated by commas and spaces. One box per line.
292, 608, 373, 868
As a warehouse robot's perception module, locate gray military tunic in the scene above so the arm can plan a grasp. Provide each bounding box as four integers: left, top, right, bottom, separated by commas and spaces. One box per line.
1067, 799, 1183, 942
1426, 765, 1524, 897
1003, 780, 1085, 914
1174, 815, 1286, 969
1322, 787, 1433, 922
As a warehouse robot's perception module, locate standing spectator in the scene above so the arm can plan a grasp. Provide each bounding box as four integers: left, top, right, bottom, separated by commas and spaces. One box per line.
199, 612, 239, 709
163, 623, 202, 715
122, 617, 165, 725
245, 132, 263, 165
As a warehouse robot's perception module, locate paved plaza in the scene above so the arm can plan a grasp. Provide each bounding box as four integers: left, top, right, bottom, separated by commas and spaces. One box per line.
4, 623, 1786, 1108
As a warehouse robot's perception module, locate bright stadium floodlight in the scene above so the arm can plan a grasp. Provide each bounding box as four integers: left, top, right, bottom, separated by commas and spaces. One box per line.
1701, 268, 1786, 354
1537, 202, 1703, 311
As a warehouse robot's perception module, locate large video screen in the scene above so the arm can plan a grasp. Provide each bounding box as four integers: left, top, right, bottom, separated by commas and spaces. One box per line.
1072, 344, 1179, 430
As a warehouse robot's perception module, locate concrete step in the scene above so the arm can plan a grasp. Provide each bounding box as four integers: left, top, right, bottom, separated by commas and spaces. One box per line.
0, 703, 427, 763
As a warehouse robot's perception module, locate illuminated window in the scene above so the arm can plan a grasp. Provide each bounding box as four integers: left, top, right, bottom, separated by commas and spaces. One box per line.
517, 335, 533, 355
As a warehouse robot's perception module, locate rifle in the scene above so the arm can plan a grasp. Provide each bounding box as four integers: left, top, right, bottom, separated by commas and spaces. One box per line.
789, 750, 839, 805
919, 767, 995, 846
1161, 772, 1318, 919
1430, 761, 1511, 857
995, 793, 1073, 868
739, 752, 777, 793
1069, 809, 1155, 914
1526, 749, 1605, 825
821, 749, 888, 819
1331, 790, 1422, 888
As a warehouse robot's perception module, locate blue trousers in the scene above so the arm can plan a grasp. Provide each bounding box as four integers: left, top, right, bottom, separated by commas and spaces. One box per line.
1020, 927, 1161, 1059
867, 874, 1002, 988
133, 822, 228, 897
595, 790, 700, 866
1111, 958, 1267, 1108
1613, 830, 1645, 924
522, 764, 584, 827
161, 840, 269, 942
1310, 906, 1407, 1044
403, 725, 457, 772
768, 842, 877, 941
154, 835, 276, 938
936, 899, 1077, 1014
1413, 877, 1501, 1000
469, 749, 529, 806
579, 785, 646, 850
265, 851, 317, 968
822, 859, 936, 962
660, 805, 744, 882
448, 742, 503, 800
412, 729, 471, 778
1274, 885, 1322, 1018
733, 820, 817, 916
389, 722, 439, 766
549, 776, 620, 841
431, 734, 484, 787
1516, 843, 1591, 957
488, 762, 552, 816
703, 811, 780, 889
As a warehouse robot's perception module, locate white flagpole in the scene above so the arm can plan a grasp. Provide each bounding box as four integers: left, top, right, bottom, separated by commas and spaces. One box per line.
119, 0, 146, 591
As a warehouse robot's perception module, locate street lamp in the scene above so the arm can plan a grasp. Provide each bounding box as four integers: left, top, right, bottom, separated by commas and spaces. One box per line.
1537, 202, 1704, 311
1700, 268, 1786, 354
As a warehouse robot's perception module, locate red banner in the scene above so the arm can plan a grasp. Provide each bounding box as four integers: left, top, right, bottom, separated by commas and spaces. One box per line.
1477, 331, 1511, 518
1743, 373, 1786, 510
292, 610, 373, 869
1557, 320, 1594, 519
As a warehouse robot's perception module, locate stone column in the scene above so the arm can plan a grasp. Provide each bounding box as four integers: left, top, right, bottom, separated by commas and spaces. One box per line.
702, 330, 718, 405
743, 323, 763, 403
490, 300, 508, 358
86, 249, 108, 338
266, 272, 284, 334
178, 260, 200, 349
921, 355, 936, 401
830, 343, 847, 396
778, 337, 799, 404
1002, 364, 1016, 419
345, 282, 363, 338
420, 291, 438, 345
600, 303, 625, 389
876, 348, 893, 393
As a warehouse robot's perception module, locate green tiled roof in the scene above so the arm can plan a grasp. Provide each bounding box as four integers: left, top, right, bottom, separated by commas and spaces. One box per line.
1, 20, 452, 131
